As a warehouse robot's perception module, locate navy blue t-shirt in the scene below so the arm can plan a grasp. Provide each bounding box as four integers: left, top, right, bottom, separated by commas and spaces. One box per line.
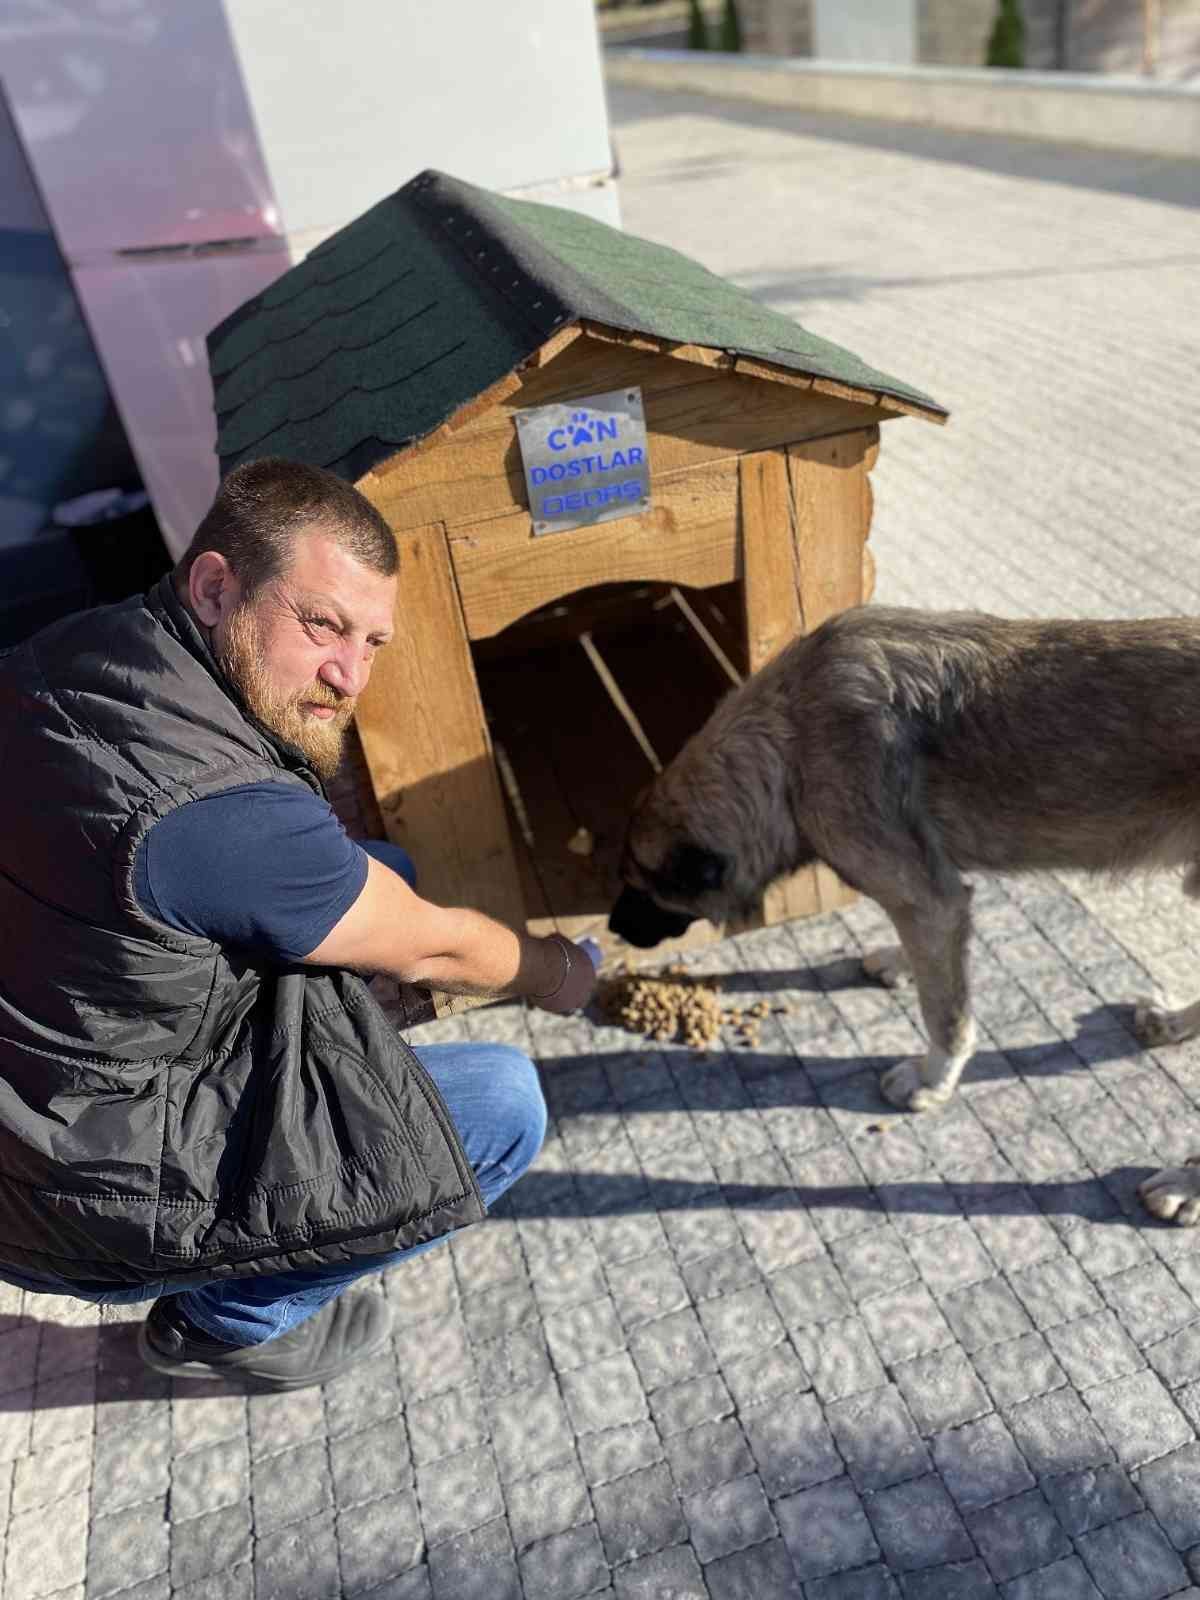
134, 783, 369, 961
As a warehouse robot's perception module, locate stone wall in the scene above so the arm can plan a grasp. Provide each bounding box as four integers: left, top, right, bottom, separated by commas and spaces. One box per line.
917, 0, 994, 66
738, 0, 1200, 75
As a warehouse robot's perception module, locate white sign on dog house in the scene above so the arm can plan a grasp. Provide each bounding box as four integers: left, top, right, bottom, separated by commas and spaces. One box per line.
207, 167, 947, 996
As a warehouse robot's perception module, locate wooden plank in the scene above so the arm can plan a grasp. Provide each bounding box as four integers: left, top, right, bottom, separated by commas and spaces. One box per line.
472, 582, 668, 665
739, 448, 802, 675
352, 521, 527, 937
787, 429, 872, 634
739, 437, 872, 928
358, 333, 891, 535
450, 457, 742, 641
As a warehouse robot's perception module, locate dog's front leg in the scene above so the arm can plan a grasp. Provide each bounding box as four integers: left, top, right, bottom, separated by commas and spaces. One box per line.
878, 889, 976, 1113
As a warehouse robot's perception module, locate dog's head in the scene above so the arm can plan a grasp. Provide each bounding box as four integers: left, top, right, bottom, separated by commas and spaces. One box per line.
608, 787, 734, 949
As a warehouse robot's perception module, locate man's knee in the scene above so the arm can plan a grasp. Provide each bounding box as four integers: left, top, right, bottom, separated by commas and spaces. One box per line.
488, 1046, 547, 1180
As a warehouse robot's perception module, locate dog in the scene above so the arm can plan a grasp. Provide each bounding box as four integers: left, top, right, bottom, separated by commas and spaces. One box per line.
608, 604, 1200, 1227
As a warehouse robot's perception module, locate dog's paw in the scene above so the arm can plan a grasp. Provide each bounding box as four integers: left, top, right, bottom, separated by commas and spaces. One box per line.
880, 1058, 954, 1113
1138, 1158, 1200, 1226
1134, 994, 1187, 1048
862, 945, 912, 989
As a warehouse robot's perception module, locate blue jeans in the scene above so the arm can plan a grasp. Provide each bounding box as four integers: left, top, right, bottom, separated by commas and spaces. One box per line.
1, 841, 547, 1344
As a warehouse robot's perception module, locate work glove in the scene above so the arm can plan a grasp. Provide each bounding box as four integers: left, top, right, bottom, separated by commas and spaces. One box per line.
531, 935, 601, 1015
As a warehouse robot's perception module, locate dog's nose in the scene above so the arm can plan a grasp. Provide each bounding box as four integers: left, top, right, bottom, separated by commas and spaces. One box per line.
609, 886, 695, 949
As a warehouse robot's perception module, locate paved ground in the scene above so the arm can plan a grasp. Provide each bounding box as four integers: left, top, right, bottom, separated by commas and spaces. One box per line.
11, 82, 1200, 1600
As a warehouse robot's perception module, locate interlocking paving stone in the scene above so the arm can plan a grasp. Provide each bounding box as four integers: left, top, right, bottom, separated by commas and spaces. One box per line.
741, 1389, 843, 1496
866, 1473, 976, 1572
10, 1488, 89, 1599
1006, 1388, 1114, 1477
518, 1523, 609, 1600
894, 1348, 995, 1437
1145, 1321, 1200, 1390
775, 1475, 880, 1582
577, 1420, 664, 1486
832, 1226, 919, 1301
703, 1535, 798, 1600
792, 1314, 888, 1401
1134, 1442, 1200, 1551
999, 1555, 1103, 1600
681, 1471, 776, 1563
965, 1489, 1071, 1584
861, 1284, 956, 1364
426, 1517, 520, 1600
1007, 1255, 1103, 1331
506, 1458, 592, 1550
170, 1503, 253, 1591
724, 1338, 813, 1413
1041, 1464, 1144, 1536
1100, 1262, 1200, 1347
1076, 1512, 1191, 1600
696, 1284, 786, 1367
931, 1414, 1034, 1510
907, 1223, 997, 1297
490, 1378, 577, 1482
416, 1445, 504, 1545
647, 1371, 733, 1439
939, 1279, 1035, 1353
612, 1541, 706, 1599
826, 1384, 931, 1490
664, 1416, 754, 1497
329, 1418, 413, 1507
626, 1307, 715, 1393
406, 1382, 486, 1464
1083, 1367, 1194, 1470
338, 1492, 426, 1594
1043, 1309, 1145, 1388
591, 1461, 687, 1566
171, 1434, 250, 1523
543, 1299, 627, 1372
898, 1559, 1000, 1598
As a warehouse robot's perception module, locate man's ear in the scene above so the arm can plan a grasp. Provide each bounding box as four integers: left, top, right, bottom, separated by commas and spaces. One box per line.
663, 843, 727, 896
188, 550, 238, 628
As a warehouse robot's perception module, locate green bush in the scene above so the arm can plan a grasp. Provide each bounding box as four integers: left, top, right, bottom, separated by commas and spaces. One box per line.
687, 0, 709, 50
717, 0, 742, 52
986, 0, 1025, 68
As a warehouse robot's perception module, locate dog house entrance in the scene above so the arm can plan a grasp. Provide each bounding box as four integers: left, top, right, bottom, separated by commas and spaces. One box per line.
472, 580, 747, 952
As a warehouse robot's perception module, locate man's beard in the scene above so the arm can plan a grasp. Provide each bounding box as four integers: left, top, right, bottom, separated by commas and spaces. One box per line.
219, 603, 354, 781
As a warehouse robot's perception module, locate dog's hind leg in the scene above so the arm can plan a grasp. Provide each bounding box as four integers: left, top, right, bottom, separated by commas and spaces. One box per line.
1132, 863, 1200, 1048
878, 883, 977, 1112
1139, 1158, 1200, 1227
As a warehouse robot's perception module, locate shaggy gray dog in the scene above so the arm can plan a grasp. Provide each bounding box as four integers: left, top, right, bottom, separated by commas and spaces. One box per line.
609, 605, 1200, 1227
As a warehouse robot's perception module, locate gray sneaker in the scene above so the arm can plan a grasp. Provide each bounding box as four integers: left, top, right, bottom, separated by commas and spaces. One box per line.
138, 1290, 392, 1391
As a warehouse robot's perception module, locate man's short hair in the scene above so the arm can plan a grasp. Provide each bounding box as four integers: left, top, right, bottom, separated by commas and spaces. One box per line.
177, 457, 398, 595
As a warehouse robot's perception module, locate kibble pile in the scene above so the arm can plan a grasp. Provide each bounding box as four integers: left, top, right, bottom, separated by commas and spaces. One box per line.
599, 962, 783, 1049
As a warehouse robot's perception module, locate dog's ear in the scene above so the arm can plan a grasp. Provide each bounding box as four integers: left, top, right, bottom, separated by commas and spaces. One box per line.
663, 842, 727, 896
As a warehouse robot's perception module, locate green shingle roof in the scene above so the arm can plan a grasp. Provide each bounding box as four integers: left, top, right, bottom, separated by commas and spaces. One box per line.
208, 169, 946, 482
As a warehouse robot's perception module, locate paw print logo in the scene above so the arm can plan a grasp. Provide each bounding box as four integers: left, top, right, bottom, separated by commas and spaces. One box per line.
569, 411, 594, 446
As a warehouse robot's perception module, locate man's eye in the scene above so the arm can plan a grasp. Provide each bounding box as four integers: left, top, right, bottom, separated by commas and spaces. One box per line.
306, 615, 335, 633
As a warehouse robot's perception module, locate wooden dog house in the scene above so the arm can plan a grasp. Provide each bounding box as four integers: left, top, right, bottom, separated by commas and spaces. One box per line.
207, 169, 946, 975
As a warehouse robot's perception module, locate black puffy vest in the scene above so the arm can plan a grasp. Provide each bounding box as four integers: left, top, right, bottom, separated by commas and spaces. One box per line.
0, 578, 483, 1290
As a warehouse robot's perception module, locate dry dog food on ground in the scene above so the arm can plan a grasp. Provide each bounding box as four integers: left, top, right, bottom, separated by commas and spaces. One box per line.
599, 963, 781, 1049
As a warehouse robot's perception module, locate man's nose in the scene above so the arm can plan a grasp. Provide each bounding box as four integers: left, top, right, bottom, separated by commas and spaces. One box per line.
322, 644, 371, 698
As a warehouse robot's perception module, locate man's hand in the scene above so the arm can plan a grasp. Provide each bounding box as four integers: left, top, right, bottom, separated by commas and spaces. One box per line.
528, 935, 600, 1015
303, 856, 598, 1012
